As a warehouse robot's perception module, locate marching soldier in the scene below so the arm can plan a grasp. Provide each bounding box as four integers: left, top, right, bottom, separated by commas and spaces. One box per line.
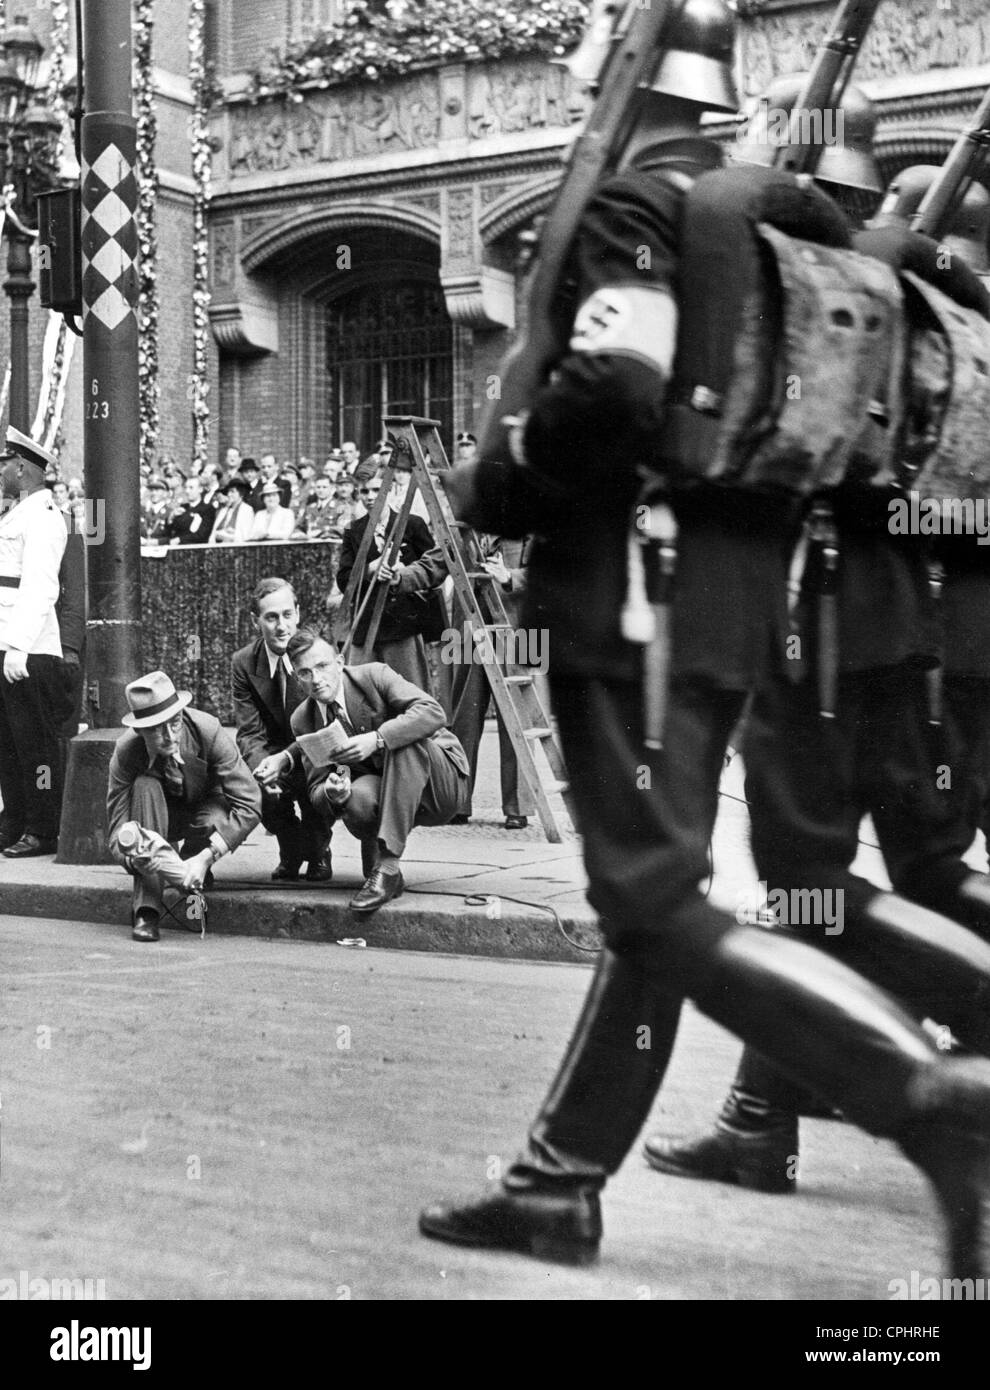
421, 0, 990, 1276
644, 136, 990, 1191
0, 427, 69, 858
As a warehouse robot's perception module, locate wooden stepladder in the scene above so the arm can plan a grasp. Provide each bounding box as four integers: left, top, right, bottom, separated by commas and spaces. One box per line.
334, 414, 573, 843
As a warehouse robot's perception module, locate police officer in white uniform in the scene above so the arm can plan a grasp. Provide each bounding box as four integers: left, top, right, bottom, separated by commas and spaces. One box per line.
0, 426, 69, 857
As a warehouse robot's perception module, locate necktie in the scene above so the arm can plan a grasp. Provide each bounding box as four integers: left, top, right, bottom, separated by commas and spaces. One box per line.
275, 659, 287, 716
332, 701, 354, 736
158, 754, 185, 799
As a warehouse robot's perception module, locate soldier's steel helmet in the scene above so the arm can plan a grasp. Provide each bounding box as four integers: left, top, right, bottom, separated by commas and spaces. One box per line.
733, 73, 883, 194
872, 164, 990, 274
646, 0, 739, 114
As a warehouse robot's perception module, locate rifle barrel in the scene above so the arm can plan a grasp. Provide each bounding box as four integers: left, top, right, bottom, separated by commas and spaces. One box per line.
775, 0, 884, 176
911, 86, 990, 239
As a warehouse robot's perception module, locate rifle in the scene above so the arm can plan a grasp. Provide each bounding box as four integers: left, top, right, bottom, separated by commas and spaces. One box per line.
910, 86, 990, 239
771, 0, 883, 176
471, 0, 684, 470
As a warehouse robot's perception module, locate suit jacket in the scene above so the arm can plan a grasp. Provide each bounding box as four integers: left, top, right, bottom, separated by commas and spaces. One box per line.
141, 503, 171, 543
336, 512, 446, 644
289, 662, 469, 803
232, 637, 307, 769
107, 708, 261, 856
57, 524, 87, 658
212, 498, 254, 544
166, 501, 216, 545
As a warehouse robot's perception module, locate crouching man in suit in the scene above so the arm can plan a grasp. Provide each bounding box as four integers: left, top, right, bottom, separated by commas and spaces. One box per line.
107, 670, 262, 942
233, 577, 332, 882
264, 628, 470, 915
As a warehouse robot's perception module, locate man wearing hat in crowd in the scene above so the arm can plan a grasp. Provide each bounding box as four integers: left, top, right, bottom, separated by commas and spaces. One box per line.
107, 671, 261, 942
211, 474, 254, 545
141, 476, 171, 544
249, 480, 296, 542
0, 426, 69, 858
239, 457, 264, 511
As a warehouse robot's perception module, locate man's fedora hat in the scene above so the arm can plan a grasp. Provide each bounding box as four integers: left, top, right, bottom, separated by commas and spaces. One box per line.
4, 426, 57, 471
122, 671, 192, 728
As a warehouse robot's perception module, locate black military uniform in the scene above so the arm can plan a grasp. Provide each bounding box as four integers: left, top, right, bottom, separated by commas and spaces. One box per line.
645, 165, 990, 1191
420, 0, 990, 1274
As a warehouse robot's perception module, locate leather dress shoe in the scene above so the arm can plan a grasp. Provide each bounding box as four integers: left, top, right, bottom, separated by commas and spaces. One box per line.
449, 813, 470, 825
504, 815, 528, 830
349, 861, 404, 914
0, 825, 23, 852
271, 860, 302, 882
305, 854, 333, 883
132, 909, 160, 943
419, 1185, 601, 1265
643, 1124, 797, 1194
3, 833, 57, 858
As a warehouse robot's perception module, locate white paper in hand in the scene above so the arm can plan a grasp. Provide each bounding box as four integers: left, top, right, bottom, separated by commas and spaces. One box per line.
296, 718, 350, 770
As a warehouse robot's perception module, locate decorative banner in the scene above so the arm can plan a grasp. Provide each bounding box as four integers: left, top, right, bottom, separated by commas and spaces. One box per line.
189, 0, 212, 471
134, 0, 161, 471
31, 309, 63, 437
30, 312, 76, 453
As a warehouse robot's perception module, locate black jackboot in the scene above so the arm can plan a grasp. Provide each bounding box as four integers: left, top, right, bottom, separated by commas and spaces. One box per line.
419, 947, 683, 1264
644, 1047, 799, 1193
682, 920, 990, 1279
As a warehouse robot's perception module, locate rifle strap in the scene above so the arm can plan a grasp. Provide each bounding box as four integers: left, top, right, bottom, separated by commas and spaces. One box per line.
925, 553, 945, 728
807, 500, 841, 720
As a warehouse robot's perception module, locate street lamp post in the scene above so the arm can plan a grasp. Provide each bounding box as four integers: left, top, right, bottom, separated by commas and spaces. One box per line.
0, 14, 61, 431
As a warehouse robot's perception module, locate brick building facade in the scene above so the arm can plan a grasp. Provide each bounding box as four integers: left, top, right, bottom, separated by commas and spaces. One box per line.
3, 0, 990, 476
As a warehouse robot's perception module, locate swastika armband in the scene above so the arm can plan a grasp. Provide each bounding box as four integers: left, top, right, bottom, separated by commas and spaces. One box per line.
568, 284, 678, 376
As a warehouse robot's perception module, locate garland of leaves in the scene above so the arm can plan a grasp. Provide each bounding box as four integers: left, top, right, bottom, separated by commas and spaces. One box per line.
189, 0, 212, 470
248, 0, 589, 99
43, 0, 70, 166
134, 0, 161, 472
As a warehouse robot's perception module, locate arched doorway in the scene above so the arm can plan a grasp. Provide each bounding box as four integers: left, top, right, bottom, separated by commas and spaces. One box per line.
325, 275, 454, 452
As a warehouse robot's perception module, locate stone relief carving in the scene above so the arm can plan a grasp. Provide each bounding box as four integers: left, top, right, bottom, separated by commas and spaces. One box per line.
228, 74, 441, 175
741, 0, 990, 95
226, 62, 588, 176
446, 188, 475, 264
212, 223, 236, 288
467, 61, 588, 140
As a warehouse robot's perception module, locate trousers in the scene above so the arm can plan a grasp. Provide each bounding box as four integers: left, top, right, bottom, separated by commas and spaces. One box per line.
260, 762, 329, 866
126, 773, 224, 915
508, 671, 952, 1188
0, 653, 68, 840
325, 738, 470, 857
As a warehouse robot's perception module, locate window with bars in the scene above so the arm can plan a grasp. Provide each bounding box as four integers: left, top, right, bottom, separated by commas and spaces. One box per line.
290, 0, 348, 43
326, 280, 454, 453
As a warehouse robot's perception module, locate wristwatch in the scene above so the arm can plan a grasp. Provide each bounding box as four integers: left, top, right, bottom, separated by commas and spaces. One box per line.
375, 730, 386, 753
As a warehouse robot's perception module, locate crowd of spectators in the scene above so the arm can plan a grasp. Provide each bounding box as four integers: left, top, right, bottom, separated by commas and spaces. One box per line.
138, 441, 399, 549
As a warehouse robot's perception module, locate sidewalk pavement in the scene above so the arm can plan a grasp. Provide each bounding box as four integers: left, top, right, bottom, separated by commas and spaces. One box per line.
2, 726, 963, 962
